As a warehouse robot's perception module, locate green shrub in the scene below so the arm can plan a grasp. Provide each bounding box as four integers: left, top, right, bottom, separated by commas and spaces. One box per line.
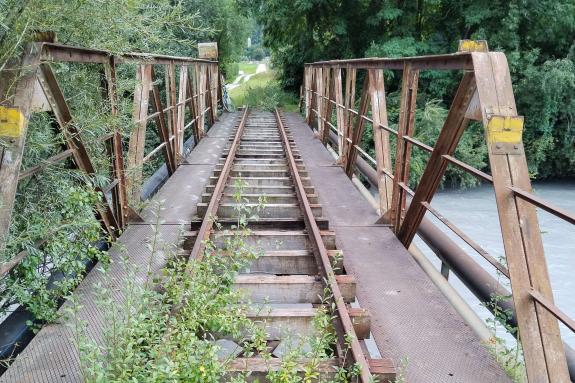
242, 81, 299, 112
70, 185, 358, 382
224, 62, 239, 82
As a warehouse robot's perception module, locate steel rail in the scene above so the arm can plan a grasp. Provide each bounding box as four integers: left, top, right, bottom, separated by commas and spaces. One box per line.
274, 109, 373, 382
421, 201, 510, 277
186, 108, 248, 267
530, 289, 575, 333
17, 148, 76, 180
510, 186, 575, 225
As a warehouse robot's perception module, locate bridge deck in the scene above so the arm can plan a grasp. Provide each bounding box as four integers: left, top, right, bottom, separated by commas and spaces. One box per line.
0, 114, 237, 383
1, 111, 510, 383
283, 112, 510, 383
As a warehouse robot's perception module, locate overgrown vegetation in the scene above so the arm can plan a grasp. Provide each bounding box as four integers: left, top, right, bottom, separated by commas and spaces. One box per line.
0, 0, 250, 329
482, 257, 527, 382
239, 0, 575, 185
70, 182, 361, 382
230, 71, 299, 112
484, 292, 526, 383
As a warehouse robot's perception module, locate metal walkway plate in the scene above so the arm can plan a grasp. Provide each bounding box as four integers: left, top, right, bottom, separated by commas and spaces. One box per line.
283, 112, 511, 383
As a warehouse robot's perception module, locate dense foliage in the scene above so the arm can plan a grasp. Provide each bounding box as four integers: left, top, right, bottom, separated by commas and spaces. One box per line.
0, 0, 249, 325
239, 0, 575, 183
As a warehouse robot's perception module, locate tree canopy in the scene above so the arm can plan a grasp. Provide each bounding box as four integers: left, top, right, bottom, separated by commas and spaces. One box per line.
239, 0, 575, 180
0, 0, 250, 324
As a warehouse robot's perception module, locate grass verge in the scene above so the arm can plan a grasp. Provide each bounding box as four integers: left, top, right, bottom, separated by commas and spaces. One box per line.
229, 71, 299, 112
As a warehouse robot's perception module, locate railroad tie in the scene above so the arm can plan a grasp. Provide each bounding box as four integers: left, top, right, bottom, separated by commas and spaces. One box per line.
183, 109, 395, 382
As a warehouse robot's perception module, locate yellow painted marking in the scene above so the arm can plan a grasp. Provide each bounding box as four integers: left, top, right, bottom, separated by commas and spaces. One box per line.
458, 40, 489, 53
0, 106, 26, 138
487, 116, 524, 143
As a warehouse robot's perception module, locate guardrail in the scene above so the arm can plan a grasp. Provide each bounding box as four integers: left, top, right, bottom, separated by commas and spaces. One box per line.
0, 42, 221, 277
302, 40, 574, 383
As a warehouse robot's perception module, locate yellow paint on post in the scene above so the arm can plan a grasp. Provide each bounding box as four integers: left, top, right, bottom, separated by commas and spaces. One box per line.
458, 40, 489, 53
0, 107, 26, 138
487, 115, 524, 144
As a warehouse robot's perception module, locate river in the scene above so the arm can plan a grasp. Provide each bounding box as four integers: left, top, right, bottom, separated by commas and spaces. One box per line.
414, 181, 575, 348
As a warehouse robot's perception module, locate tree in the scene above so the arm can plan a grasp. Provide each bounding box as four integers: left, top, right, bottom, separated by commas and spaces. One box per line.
179, 0, 250, 77
0, 0, 250, 324
238, 0, 575, 181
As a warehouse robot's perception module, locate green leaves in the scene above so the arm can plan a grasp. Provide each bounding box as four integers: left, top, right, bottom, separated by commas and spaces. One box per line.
2, 174, 107, 323
244, 0, 575, 183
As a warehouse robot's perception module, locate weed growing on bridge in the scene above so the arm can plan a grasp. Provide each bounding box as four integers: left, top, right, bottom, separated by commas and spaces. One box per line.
483, 258, 527, 383
68, 181, 361, 382
484, 293, 527, 383
392, 357, 408, 383
67, 192, 260, 382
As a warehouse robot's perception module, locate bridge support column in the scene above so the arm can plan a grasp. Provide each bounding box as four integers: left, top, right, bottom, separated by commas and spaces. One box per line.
366, 69, 393, 213
388, 63, 419, 232
344, 76, 369, 178
127, 64, 152, 203
396, 72, 476, 246
333, 68, 345, 158
473, 52, 569, 383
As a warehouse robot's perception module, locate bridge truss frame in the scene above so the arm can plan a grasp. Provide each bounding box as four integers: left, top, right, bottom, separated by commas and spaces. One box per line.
303, 41, 574, 383
0, 42, 221, 278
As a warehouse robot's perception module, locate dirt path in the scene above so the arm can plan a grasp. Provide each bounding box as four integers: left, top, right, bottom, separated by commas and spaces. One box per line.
226, 63, 267, 90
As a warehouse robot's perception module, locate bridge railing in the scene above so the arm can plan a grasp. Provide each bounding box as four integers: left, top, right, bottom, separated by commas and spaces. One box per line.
0, 42, 221, 278
302, 41, 574, 382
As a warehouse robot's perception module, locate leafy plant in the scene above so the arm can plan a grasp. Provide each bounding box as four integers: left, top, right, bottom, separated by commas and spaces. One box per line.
70, 180, 363, 382
0, 0, 251, 329
233, 73, 299, 112
482, 256, 527, 383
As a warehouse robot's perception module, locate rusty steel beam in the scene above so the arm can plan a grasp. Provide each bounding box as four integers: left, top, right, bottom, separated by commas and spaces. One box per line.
17, 148, 75, 180
344, 76, 369, 177
306, 52, 473, 70
38, 63, 119, 237
473, 52, 569, 382
0, 46, 43, 247
397, 73, 476, 247
389, 64, 419, 230
275, 109, 375, 383
530, 290, 575, 333
151, 82, 177, 174
40, 42, 217, 65
510, 186, 575, 225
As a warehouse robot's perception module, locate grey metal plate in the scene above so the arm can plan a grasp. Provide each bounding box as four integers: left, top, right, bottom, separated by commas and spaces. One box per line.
183, 136, 229, 165
284, 112, 511, 383
139, 164, 214, 223
207, 112, 237, 138
1, 225, 181, 383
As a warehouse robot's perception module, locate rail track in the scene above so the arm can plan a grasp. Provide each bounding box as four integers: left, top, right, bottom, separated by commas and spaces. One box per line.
184, 108, 395, 382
